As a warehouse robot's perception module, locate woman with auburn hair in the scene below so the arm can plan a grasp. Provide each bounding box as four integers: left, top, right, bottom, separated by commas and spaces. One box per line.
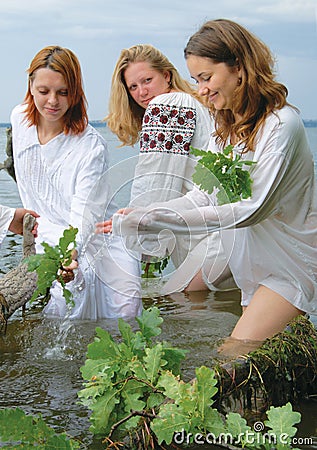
101, 44, 236, 295
11, 45, 142, 320
103, 20, 317, 352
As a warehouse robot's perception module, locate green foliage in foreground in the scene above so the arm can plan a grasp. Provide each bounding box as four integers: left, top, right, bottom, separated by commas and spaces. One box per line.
78, 307, 302, 449
26, 226, 78, 306
0, 407, 79, 449
191, 144, 256, 205
78, 307, 187, 436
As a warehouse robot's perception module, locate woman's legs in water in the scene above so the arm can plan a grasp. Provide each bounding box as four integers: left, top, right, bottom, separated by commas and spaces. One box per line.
230, 285, 303, 341
219, 285, 303, 357
184, 269, 209, 292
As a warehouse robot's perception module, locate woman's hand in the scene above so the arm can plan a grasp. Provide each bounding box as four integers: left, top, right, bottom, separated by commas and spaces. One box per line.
60, 249, 78, 284
9, 208, 40, 236
95, 208, 134, 234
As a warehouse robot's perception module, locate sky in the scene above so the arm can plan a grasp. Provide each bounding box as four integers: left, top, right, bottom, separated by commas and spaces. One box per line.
0, 0, 316, 122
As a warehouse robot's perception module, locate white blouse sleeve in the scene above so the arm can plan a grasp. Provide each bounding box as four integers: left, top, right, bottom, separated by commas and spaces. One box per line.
0, 205, 15, 245
68, 140, 110, 254
113, 108, 304, 237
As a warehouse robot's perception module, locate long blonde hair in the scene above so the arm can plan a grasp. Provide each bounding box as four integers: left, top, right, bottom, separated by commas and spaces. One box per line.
106, 44, 200, 146
185, 19, 290, 152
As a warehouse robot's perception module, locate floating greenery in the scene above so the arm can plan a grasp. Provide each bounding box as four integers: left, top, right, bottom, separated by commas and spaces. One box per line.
0, 407, 79, 448
191, 144, 256, 205
78, 307, 303, 449
26, 226, 78, 306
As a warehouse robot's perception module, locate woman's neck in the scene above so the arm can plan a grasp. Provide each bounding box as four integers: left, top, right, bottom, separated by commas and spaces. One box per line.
37, 121, 64, 145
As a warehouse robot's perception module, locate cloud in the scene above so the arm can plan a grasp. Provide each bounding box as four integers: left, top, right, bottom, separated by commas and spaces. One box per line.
0, 0, 316, 120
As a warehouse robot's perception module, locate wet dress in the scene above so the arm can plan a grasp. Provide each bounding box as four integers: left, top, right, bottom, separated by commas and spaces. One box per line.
11, 104, 142, 320
113, 106, 317, 314
128, 92, 236, 294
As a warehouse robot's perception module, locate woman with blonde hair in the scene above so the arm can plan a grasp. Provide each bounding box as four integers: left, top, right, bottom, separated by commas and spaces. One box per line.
11, 45, 142, 320
102, 44, 235, 295
104, 20, 317, 351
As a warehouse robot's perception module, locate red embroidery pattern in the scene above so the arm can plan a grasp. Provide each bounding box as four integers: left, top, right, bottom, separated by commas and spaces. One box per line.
140, 103, 196, 155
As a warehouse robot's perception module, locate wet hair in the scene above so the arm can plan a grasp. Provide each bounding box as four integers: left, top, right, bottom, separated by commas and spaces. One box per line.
106, 44, 201, 146
185, 19, 290, 151
23, 45, 88, 135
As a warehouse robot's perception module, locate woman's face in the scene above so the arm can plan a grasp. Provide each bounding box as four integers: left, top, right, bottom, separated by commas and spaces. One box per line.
30, 68, 70, 126
186, 54, 242, 112
124, 61, 171, 109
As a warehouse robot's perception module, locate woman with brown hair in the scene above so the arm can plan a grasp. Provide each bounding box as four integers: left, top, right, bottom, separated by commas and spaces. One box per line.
104, 20, 317, 349
11, 45, 142, 320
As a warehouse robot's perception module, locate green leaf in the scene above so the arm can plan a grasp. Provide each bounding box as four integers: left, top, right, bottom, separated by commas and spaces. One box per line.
190, 144, 256, 204
122, 390, 146, 429
225, 412, 251, 439
144, 343, 166, 384
58, 226, 78, 259
192, 163, 220, 195
157, 371, 183, 401
26, 226, 78, 306
125, 358, 147, 380
79, 358, 113, 383
136, 306, 163, 341
204, 408, 226, 436
86, 327, 120, 360
195, 366, 218, 419
0, 408, 79, 448
151, 403, 190, 444
265, 402, 301, 441
161, 345, 187, 375
88, 389, 120, 434
62, 286, 75, 307
41, 241, 60, 259
118, 318, 146, 353
147, 392, 165, 409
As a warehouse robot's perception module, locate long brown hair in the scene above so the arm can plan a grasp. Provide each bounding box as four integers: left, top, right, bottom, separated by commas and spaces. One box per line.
185, 19, 290, 151
106, 44, 202, 146
23, 45, 88, 135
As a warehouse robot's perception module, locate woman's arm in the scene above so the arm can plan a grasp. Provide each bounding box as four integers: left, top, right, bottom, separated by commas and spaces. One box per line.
113, 109, 300, 237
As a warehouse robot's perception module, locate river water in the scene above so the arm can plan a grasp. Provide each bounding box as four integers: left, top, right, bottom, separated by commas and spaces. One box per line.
0, 124, 316, 449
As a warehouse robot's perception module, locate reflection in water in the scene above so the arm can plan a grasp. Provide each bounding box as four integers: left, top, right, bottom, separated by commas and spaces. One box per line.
1, 270, 316, 448
0, 280, 243, 447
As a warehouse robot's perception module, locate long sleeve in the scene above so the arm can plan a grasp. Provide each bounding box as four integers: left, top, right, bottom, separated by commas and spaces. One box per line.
0, 205, 15, 245
113, 106, 311, 238
124, 92, 214, 260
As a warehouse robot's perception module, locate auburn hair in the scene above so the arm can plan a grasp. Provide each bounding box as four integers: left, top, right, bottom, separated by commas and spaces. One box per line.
23, 45, 88, 135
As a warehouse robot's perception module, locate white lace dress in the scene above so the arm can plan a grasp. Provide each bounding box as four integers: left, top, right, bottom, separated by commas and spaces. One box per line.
11, 104, 142, 320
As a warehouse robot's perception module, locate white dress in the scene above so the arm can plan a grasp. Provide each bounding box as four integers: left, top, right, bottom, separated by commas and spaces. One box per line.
11, 104, 142, 320
113, 106, 317, 314
129, 92, 236, 294
0, 205, 14, 246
